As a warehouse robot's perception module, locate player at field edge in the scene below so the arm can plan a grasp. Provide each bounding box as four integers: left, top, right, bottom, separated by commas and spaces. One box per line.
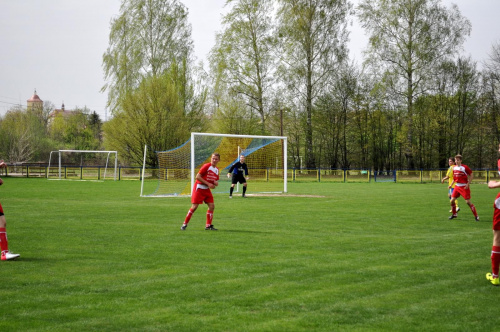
448, 154, 479, 221
441, 157, 460, 214
227, 155, 249, 198
181, 153, 220, 231
0, 160, 20, 261
486, 143, 500, 286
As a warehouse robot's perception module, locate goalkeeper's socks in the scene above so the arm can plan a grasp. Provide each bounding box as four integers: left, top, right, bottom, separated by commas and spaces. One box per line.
243, 186, 247, 195
184, 209, 194, 225
0, 228, 8, 252
492, 246, 500, 276
229, 187, 234, 196
206, 210, 213, 227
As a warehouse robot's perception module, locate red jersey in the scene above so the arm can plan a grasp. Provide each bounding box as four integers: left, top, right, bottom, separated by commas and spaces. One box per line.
195, 162, 219, 189
452, 164, 472, 187
494, 193, 500, 230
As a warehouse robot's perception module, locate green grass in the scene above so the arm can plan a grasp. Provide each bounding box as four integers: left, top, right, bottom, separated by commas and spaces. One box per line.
0, 178, 498, 331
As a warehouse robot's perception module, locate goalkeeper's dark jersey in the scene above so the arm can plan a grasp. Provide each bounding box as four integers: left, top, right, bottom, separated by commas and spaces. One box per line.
228, 162, 248, 176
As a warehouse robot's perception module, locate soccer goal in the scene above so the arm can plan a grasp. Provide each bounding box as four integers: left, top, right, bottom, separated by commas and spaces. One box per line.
47, 150, 118, 181
141, 132, 287, 197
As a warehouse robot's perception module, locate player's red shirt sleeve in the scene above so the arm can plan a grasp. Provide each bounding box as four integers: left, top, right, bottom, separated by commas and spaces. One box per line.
464, 165, 472, 175
198, 163, 210, 176
195, 163, 210, 185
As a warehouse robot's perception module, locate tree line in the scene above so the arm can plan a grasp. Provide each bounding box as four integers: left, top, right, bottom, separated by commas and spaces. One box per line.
2, 0, 499, 171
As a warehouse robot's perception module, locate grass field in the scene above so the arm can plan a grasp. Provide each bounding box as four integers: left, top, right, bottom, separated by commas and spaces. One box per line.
0, 178, 498, 331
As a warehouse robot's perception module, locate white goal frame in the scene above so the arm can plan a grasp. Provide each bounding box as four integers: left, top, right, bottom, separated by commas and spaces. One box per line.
48, 150, 118, 181
189, 132, 287, 195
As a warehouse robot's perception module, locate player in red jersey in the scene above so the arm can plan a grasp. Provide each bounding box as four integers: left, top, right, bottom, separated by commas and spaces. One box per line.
448, 154, 479, 221
181, 153, 220, 231
0, 160, 20, 261
486, 143, 500, 285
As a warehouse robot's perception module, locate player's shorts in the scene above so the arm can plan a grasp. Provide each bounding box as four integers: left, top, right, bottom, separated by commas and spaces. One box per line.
231, 174, 246, 185
451, 185, 470, 200
493, 193, 500, 231
191, 187, 214, 204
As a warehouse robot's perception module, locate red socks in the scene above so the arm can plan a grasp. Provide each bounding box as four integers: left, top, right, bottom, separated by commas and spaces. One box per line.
183, 209, 214, 227
206, 210, 213, 227
0, 227, 8, 253
492, 246, 500, 277
183, 209, 194, 225
469, 204, 478, 218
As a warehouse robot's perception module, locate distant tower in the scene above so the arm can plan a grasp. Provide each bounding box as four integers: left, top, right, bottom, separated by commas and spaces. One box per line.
27, 89, 43, 111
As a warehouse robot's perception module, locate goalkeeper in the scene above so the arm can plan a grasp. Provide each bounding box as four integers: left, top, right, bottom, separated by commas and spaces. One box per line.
227, 155, 249, 198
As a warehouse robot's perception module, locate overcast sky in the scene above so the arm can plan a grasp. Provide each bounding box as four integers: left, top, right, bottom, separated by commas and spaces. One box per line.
0, 0, 498, 120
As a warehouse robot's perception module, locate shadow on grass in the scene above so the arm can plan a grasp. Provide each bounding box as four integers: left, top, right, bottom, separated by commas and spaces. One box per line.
219, 229, 269, 234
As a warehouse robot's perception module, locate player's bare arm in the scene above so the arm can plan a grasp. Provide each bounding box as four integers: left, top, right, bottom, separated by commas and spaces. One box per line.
466, 173, 473, 189
488, 181, 500, 189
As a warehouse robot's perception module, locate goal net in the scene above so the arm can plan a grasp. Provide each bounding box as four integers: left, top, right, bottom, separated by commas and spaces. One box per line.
141, 133, 287, 197
47, 150, 118, 181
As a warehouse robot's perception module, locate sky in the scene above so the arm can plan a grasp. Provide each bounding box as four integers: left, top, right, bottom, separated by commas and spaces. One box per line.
0, 0, 499, 120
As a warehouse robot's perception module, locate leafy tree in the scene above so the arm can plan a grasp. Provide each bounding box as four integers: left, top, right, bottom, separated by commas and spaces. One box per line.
484, 41, 500, 143
276, 0, 351, 168
102, 0, 194, 114
48, 108, 102, 151
0, 107, 48, 162
211, 0, 277, 133
358, 0, 471, 168
104, 70, 189, 167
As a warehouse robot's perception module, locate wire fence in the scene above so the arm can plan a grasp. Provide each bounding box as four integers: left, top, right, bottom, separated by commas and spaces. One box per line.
0, 164, 498, 183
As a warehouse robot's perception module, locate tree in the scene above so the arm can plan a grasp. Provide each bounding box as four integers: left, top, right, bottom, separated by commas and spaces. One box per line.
0, 107, 48, 162
211, 0, 277, 133
48, 108, 102, 151
104, 70, 189, 167
358, 0, 471, 168
102, 0, 194, 114
314, 64, 359, 169
276, 0, 351, 168
484, 41, 500, 143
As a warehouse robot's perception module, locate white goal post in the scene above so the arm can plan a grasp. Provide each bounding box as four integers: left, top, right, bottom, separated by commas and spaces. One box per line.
141, 132, 287, 197
47, 150, 118, 181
